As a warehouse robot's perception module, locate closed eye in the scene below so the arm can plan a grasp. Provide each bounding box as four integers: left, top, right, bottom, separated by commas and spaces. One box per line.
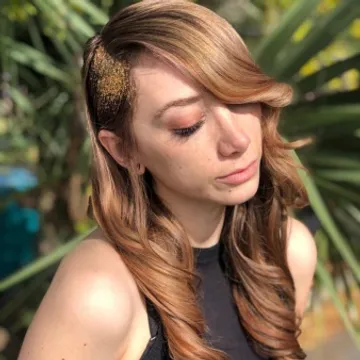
172, 119, 205, 138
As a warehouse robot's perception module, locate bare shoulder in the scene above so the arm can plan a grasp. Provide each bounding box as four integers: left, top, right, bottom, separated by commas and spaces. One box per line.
18, 228, 137, 360
286, 217, 317, 273
286, 216, 318, 317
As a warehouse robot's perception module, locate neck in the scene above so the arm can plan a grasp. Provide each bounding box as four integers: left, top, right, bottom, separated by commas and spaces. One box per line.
156, 185, 225, 248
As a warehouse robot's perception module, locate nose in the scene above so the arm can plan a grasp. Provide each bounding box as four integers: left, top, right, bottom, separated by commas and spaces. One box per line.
216, 107, 250, 158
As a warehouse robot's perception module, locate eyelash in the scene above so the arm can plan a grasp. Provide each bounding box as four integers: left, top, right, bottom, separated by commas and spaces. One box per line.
170, 102, 258, 138
172, 118, 205, 138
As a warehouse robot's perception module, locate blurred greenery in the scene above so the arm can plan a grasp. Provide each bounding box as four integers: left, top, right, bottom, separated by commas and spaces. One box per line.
0, 0, 360, 357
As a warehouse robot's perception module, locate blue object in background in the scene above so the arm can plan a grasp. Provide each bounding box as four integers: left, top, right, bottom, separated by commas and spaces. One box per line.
0, 166, 38, 193
0, 166, 39, 279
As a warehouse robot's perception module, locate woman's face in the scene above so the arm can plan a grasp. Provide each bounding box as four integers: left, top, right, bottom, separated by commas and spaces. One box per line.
131, 54, 263, 206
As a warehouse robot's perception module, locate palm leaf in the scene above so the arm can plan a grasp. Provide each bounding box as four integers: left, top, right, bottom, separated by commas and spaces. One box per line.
314, 177, 360, 206
42, 0, 96, 39
294, 90, 360, 108
70, 0, 109, 25
254, 0, 321, 73
274, 0, 360, 80
316, 259, 360, 348
315, 170, 360, 184
1, 37, 72, 86
282, 104, 360, 136
7, 87, 35, 115
296, 53, 360, 93
0, 227, 96, 292
292, 151, 360, 283
308, 152, 360, 169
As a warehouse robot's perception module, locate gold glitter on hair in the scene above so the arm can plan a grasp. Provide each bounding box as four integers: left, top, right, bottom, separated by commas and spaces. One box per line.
92, 44, 129, 100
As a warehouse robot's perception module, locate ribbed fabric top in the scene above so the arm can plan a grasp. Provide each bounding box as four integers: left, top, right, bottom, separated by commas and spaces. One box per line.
193, 241, 222, 265
140, 242, 266, 360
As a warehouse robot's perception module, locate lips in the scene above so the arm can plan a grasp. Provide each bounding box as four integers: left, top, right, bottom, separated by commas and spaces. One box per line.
218, 160, 256, 179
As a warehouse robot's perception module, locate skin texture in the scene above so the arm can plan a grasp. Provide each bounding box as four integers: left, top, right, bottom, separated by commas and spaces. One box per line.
17, 232, 143, 360
17, 55, 317, 360
132, 55, 262, 207
287, 217, 317, 318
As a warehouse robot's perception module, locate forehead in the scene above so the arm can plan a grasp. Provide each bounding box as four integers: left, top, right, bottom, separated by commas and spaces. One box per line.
131, 54, 202, 119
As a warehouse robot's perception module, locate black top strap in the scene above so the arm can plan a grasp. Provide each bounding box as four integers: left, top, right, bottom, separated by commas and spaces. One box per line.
140, 298, 170, 360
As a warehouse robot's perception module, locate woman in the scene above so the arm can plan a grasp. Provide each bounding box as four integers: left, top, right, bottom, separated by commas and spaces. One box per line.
18, 1, 317, 359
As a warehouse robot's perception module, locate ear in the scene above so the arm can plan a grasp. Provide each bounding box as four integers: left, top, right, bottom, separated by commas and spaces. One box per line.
98, 129, 145, 175
98, 129, 127, 168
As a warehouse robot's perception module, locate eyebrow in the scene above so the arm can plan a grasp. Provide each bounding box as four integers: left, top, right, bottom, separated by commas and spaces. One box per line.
152, 94, 202, 122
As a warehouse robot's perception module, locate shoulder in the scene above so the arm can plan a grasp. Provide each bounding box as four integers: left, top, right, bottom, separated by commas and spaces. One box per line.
55, 228, 138, 324
286, 217, 317, 268
286, 217, 317, 317
18, 228, 137, 360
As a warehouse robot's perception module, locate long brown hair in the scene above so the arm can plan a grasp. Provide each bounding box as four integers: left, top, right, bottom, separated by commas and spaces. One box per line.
82, 1, 308, 359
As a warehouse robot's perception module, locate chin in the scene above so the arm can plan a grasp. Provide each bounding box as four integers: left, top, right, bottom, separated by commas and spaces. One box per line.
217, 176, 260, 206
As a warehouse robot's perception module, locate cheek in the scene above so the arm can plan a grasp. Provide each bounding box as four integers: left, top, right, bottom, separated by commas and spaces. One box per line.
139, 140, 174, 172
137, 134, 187, 176
138, 135, 213, 187
239, 115, 262, 149
251, 117, 262, 146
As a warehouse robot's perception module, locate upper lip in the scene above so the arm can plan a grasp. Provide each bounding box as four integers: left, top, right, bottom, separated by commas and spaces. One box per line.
218, 160, 256, 179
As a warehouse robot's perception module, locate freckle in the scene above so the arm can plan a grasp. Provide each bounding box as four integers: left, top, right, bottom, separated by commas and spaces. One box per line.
83, 343, 87, 346
228, 189, 232, 193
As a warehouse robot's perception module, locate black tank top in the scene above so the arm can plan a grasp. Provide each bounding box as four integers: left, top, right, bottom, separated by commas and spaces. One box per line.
139, 241, 266, 359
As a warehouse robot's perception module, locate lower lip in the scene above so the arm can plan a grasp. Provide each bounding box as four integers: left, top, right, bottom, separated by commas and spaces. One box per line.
217, 160, 258, 185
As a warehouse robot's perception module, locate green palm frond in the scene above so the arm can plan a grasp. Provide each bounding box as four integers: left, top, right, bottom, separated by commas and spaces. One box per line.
254, 0, 360, 348
1, 0, 360, 351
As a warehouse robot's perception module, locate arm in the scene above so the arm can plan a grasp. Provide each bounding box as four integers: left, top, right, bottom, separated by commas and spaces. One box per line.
286, 217, 317, 319
17, 239, 134, 360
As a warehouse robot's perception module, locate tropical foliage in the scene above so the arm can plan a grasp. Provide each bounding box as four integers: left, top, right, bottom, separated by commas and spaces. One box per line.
0, 0, 359, 357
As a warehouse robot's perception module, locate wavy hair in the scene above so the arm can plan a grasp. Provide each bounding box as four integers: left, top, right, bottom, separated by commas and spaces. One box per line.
82, 1, 309, 359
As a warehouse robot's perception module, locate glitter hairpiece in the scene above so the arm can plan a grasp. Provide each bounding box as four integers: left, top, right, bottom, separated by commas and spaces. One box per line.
92, 44, 129, 100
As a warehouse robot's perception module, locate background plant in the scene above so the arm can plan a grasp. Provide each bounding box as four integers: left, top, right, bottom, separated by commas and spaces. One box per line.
0, 0, 359, 357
